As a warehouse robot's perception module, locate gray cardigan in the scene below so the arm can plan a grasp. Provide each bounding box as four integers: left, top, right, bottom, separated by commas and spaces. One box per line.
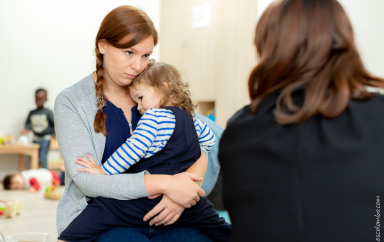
54, 74, 149, 234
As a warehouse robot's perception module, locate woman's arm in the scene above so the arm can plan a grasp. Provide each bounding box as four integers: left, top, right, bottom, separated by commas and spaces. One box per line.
186, 152, 208, 186
55, 89, 148, 200
56, 90, 204, 205
144, 173, 205, 208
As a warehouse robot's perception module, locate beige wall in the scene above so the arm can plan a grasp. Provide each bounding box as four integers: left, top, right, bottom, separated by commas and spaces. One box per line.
159, 0, 258, 127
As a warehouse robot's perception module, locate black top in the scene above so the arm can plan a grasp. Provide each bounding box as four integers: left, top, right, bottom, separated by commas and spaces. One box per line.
219, 93, 384, 242
25, 107, 55, 137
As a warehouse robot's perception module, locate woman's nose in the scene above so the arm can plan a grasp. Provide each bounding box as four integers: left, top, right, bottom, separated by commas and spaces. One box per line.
131, 57, 142, 71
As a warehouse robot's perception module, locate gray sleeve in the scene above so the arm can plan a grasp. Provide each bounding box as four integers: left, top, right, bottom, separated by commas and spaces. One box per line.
54, 90, 149, 200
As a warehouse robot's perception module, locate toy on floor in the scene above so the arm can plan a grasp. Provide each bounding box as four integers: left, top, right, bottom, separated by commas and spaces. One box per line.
0, 202, 5, 216
0, 199, 22, 218
44, 185, 62, 200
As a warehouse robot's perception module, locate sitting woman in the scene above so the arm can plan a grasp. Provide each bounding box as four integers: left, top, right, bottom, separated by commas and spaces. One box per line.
219, 0, 384, 241
58, 61, 231, 242
55, 5, 225, 242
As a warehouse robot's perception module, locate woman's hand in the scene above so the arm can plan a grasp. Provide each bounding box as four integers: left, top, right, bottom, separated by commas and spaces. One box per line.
144, 172, 205, 208
143, 195, 184, 226
163, 172, 205, 208
76, 155, 106, 175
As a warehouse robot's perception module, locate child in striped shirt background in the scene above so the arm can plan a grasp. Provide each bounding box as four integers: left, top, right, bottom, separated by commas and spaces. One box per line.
58, 61, 231, 242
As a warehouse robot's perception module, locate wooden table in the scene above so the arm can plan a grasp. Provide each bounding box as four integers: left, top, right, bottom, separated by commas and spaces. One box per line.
0, 144, 40, 171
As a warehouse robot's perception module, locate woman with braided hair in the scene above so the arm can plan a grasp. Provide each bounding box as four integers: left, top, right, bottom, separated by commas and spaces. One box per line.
55, 5, 217, 241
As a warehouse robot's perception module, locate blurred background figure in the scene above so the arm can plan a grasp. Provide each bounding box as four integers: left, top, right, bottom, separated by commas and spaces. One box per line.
219, 0, 384, 241
21, 88, 55, 169
2, 168, 62, 192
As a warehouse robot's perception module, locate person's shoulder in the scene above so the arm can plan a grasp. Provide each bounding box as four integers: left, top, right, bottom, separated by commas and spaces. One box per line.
366, 93, 384, 104
226, 105, 253, 127
55, 74, 95, 105
42, 107, 54, 113
57, 74, 94, 98
143, 108, 176, 120
350, 93, 384, 111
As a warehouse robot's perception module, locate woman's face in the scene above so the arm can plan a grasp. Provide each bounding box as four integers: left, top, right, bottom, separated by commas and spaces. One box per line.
98, 35, 154, 87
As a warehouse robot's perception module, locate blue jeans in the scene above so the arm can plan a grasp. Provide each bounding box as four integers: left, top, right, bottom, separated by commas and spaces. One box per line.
33, 138, 50, 169
97, 227, 212, 242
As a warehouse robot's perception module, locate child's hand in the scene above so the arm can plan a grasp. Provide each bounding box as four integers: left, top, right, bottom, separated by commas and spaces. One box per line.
27, 187, 37, 193
76, 155, 106, 175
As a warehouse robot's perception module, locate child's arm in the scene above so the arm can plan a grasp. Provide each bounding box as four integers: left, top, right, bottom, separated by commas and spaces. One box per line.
102, 109, 171, 175
28, 178, 40, 192
193, 117, 216, 154
76, 109, 175, 175
185, 117, 216, 185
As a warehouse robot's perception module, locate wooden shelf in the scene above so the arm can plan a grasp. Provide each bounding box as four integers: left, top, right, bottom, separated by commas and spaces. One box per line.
48, 160, 64, 170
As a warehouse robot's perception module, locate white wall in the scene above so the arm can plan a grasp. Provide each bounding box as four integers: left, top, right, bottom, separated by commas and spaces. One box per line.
257, 0, 384, 77
0, 0, 160, 178
338, 0, 384, 77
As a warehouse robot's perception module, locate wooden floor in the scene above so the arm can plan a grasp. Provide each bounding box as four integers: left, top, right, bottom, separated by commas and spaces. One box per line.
0, 187, 63, 242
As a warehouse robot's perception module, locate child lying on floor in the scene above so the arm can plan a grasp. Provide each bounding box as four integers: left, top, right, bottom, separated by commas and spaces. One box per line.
2, 168, 63, 192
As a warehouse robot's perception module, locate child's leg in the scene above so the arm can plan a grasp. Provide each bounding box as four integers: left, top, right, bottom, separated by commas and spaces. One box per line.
48, 170, 61, 186
175, 197, 232, 242
34, 139, 50, 169
59, 196, 230, 242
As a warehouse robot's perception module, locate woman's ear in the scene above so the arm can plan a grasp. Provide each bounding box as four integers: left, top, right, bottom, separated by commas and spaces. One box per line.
98, 40, 107, 54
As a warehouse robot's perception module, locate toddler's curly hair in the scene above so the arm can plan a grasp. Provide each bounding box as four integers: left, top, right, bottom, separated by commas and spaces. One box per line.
131, 60, 197, 116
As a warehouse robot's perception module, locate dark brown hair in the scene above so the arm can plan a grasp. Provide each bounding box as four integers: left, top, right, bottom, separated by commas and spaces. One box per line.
131, 61, 197, 116
248, 0, 384, 124
2, 174, 16, 190
94, 5, 158, 136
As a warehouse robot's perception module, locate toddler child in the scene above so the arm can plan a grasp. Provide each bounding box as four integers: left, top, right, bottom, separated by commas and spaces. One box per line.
2, 168, 61, 192
58, 61, 231, 242
22, 88, 55, 169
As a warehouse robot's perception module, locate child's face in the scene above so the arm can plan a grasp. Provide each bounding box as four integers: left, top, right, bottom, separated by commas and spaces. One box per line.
130, 81, 163, 115
35, 91, 47, 109
9, 174, 25, 190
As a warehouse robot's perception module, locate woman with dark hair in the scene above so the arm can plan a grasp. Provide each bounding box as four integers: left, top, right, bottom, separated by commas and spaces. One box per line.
219, 0, 384, 241
55, 5, 218, 241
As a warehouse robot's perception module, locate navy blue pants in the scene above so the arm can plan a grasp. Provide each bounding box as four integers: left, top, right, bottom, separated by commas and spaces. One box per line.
97, 226, 212, 242
59, 196, 231, 242
33, 138, 50, 169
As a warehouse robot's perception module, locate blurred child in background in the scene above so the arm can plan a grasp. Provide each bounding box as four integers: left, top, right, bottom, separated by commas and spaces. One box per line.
21, 88, 55, 169
2, 168, 62, 192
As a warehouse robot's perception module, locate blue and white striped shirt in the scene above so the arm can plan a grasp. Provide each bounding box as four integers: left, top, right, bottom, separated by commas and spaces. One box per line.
102, 108, 216, 175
